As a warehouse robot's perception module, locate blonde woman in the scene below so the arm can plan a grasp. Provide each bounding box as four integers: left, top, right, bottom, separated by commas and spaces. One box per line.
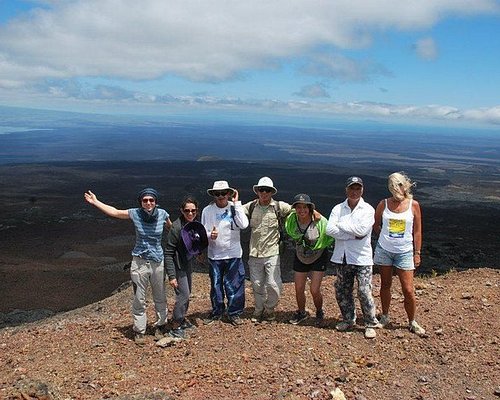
373, 172, 425, 336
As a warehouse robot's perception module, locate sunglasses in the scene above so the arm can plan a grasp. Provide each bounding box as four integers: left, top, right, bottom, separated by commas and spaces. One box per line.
141, 198, 156, 203
183, 209, 197, 214
212, 191, 229, 197
257, 187, 273, 193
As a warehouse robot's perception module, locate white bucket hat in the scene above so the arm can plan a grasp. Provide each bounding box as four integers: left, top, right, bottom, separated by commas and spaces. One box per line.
207, 180, 235, 196
253, 176, 277, 195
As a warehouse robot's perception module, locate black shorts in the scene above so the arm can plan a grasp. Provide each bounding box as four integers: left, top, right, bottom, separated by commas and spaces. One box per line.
293, 250, 328, 273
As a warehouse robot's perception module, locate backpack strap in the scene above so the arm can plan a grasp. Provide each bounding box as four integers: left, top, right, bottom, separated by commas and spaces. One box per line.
248, 199, 258, 222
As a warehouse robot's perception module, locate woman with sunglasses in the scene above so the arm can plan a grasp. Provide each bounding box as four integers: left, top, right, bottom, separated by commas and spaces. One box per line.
84, 188, 172, 345
285, 194, 333, 325
164, 196, 207, 339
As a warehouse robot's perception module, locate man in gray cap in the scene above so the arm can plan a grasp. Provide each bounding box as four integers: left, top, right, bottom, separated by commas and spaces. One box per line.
326, 176, 381, 339
243, 177, 292, 322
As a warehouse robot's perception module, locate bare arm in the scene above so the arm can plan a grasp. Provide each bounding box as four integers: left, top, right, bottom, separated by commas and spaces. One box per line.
84, 190, 129, 219
373, 200, 384, 235
412, 200, 422, 268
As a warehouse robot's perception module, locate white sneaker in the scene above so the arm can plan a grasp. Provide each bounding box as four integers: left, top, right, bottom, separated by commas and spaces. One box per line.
379, 314, 390, 328
409, 320, 426, 336
364, 327, 377, 339
335, 320, 355, 332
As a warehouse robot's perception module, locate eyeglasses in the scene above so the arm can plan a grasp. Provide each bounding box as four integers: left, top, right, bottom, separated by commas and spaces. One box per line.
257, 187, 272, 193
183, 209, 197, 214
141, 198, 156, 204
212, 191, 229, 197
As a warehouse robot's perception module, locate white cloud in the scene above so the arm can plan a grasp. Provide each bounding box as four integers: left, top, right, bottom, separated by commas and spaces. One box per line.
3, 78, 500, 125
0, 0, 497, 85
414, 37, 438, 60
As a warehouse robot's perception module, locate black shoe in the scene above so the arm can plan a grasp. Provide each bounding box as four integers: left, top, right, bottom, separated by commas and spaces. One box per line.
180, 319, 195, 330
203, 314, 221, 325
168, 327, 186, 339
315, 309, 325, 326
289, 310, 309, 325
229, 315, 244, 326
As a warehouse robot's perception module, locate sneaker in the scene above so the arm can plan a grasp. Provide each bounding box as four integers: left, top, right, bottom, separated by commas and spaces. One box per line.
289, 310, 309, 325
229, 315, 244, 326
168, 327, 186, 339
180, 319, 195, 330
251, 310, 263, 323
263, 310, 276, 322
134, 332, 146, 345
379, 314, 390, 328
154, 326, 165, 341
364, 327, 377, 339
315, 309, 325, 326
203, 314, 221, 325
409, 320, 426, 336
335, 320, 355, 332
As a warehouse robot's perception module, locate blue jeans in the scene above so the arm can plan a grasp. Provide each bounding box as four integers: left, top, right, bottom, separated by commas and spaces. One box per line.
208, 258, 245, 317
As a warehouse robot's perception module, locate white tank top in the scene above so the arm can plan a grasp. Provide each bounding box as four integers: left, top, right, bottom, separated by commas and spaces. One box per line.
378, 199, 414, 253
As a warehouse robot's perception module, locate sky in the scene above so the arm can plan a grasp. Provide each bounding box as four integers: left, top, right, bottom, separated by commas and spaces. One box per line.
0, 0, 500, 128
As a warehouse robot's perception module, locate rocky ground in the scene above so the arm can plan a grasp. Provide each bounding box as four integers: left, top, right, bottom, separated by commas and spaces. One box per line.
1, 268, 499, 400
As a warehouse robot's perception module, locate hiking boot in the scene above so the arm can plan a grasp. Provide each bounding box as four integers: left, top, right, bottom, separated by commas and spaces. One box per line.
409, 320, 426, 336
154, 326, 165, 341
364, 327, 377, 339
134, 332, 146, 345
379, 314, 390, 328
180, 319, 195, 330
203, 314, 221, 325
168, 327, 186, 339
335, 320, 355, 332
251, 310, 263, 323
263, 310, 276, 322
289, 310, 309, 325
229, 315, 244, 326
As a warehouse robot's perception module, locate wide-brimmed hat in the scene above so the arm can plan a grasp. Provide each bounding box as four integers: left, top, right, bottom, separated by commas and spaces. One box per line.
345, 176, 363, 188
291, 193, 315, 210
253, 176, 277, 195
181, 221, 209, 259
207, 180, 235, 197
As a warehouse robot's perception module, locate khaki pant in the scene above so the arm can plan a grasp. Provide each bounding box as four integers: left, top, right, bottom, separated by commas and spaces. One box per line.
248, 255, 282, 313
130, 256, 167, 334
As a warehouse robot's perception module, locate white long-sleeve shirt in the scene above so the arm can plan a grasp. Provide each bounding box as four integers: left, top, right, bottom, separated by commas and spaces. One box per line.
201, 201, 249, 260
326, 198, 374, 266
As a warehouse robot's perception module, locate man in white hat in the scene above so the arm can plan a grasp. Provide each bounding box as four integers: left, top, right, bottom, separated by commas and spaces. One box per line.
243, 177, 292, 322
326, 176, 381, 339
201, 180, 249, 326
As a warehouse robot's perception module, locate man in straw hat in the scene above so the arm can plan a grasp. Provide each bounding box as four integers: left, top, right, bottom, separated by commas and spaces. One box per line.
201, 180, 249, 326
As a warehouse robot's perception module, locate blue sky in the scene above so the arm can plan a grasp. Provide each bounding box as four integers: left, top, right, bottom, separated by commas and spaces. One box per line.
0, 0, 500, 127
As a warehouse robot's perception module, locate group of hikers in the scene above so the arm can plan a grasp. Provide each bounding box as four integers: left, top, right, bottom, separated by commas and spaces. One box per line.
84, 171, 424, 345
